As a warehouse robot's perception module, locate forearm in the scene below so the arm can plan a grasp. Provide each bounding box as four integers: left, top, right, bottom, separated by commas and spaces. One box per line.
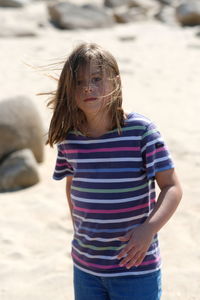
144, 183, 182, 235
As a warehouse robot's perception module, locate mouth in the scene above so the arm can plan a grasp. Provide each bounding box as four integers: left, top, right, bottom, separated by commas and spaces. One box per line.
84, 97, 97, 102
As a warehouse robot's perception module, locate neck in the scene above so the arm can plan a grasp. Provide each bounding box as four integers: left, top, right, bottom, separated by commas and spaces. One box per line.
84, 111, 111, 137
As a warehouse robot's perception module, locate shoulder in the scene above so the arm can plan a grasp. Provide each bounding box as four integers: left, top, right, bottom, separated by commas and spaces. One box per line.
125, 112, 153, 128
56, 131, 80, 150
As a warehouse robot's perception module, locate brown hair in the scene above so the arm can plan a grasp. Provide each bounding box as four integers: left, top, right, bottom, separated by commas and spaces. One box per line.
46, 43, 125, 147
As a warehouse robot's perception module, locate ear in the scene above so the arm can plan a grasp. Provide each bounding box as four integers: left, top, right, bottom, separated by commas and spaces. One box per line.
115, 75, 121, 86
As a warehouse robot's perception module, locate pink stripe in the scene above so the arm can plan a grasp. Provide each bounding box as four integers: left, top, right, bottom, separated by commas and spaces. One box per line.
140, 257, 160, 266
72, 253, 160, 269
146, 147, 166, 157
72, 253, 118, 269
74, 199, 156, 214
56, 162, 69, 167
61, 147, 140, 154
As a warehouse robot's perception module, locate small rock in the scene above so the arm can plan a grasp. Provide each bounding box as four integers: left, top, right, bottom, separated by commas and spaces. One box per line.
0, 149, 39, 192
0, 0, 31, 8
176, 1, 200, 26
104, 0, 131, 8
118, 35, 136, 41
128, 0, 159, 18
156, 0, 174, 6
113, 6, 147, 23
155, 5, 178, 25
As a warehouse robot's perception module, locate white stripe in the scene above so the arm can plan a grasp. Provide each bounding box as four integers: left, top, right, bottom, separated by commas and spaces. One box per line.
57, 155, 67, 160
60, 136, 141, 145
54, 168, 73, 174
68, 157, 142, 163
141, 137, 164, 152
125, 117, 150, 126
73, 174, 146, 183
75, 232, 119, 242
71, 190, 155, 204
73, 263, 161, 277
75, 232, 159, 255
146, 156, 170, 168
72, 244, 157, 260
73, 212, 149, 224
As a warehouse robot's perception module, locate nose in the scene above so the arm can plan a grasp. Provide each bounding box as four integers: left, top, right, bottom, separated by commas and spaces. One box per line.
83, 84, 93, 93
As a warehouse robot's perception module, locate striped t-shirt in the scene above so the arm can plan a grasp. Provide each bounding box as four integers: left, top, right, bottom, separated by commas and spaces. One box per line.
53, 112, 174, 277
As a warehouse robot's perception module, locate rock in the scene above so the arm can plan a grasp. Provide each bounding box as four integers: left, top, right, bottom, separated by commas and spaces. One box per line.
0, 0, 31, 8
110, 0, 159, 23
0, 2, 48, 37
113, 6, 147, 23
0, 96, 44, 163
0, 149, 39, 192
48, 2, 114, 30
176, 1, 200, 26
104, 0, 157, 10
156, 0, 174, 6
0, 24, 37, 37
104, 0, 131, 8
128, 0, 158, 9
118, 35, 136, 41
128, 0, 159, 17
155, 5, 178, 25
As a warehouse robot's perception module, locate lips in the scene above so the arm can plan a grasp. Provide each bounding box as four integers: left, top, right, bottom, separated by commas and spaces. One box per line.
84, 97, 97, 102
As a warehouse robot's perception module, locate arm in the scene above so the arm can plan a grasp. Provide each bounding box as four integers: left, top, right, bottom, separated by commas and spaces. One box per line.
143, 168, 182, 234
66, 176, 75, 230
117, 169, 182, 268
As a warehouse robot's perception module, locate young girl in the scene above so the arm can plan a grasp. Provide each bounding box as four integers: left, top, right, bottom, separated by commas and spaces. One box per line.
47, 43, 182, 300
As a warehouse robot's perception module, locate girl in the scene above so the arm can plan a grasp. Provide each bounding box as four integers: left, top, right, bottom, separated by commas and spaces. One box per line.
47, 43, 182, 300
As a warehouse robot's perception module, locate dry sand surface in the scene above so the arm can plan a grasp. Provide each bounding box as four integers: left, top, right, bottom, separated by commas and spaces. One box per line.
0, 3, 200, 300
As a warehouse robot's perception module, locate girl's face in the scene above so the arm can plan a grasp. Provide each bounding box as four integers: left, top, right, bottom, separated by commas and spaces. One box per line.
74, 60, 115, 118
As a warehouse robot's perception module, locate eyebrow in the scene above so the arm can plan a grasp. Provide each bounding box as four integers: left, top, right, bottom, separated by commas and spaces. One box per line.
76, 71, 102, 79
90, 71, 101, 75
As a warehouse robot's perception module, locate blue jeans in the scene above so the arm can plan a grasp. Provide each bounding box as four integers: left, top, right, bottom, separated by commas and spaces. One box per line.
73, 266, 162, 300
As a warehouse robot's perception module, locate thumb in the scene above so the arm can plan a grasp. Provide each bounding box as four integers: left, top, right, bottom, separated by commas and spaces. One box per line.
117, 231, 132, 241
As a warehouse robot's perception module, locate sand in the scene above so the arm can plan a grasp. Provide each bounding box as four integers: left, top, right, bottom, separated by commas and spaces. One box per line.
0, 2, 200, 299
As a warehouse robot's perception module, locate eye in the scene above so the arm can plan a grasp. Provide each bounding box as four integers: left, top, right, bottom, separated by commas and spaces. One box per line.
93, 77, 102, 83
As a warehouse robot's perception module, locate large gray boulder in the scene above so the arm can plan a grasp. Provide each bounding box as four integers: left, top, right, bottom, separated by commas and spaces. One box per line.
0, 0, 31, 8
48, 2, 114, 29
0, 96, 44, 163
0, 149, 39, 192
176, 1, 200, 26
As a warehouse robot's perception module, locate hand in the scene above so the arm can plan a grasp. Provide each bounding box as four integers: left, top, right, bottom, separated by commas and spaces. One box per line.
117, 224, 154, 269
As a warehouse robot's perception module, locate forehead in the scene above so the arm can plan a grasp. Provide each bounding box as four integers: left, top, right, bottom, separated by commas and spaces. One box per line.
75, 60, 106, 78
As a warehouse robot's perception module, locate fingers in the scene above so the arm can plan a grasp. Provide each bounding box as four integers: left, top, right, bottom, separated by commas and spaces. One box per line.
119, 250, 140, 268
117, 241, 134, 260
134, 253, 145, 267
125, 252, 146, 269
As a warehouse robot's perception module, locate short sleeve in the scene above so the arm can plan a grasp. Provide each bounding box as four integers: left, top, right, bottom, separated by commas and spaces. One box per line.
141, 122, 174, 179
53, 145, 74, 180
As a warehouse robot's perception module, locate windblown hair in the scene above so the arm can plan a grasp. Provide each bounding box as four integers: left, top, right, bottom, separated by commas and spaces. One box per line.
46, 43, 124, 147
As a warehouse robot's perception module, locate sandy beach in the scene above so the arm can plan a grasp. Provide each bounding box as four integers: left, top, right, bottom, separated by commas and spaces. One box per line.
0, 1, 200, 299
